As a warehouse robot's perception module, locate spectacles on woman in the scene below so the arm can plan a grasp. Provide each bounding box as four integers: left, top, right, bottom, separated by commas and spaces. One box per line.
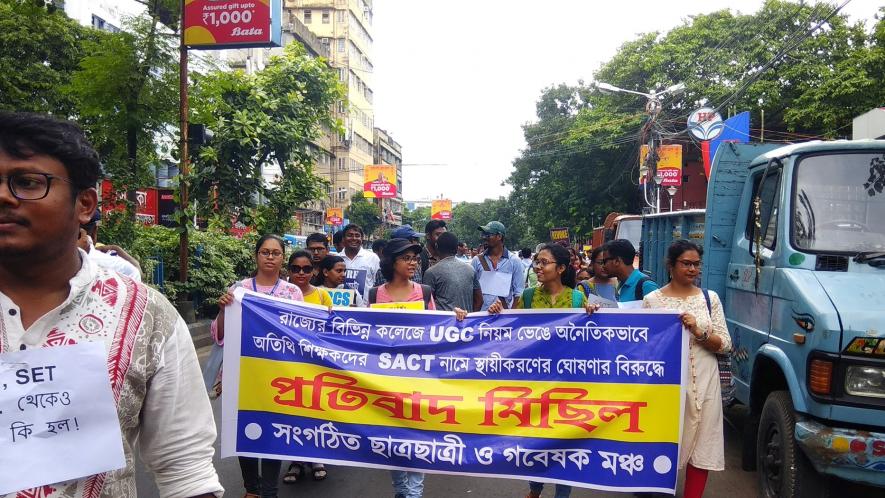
258, 250, 283, 258
532, 258, 555, 267
677, 259, 702, 269
397, 255, 419, 263
288, 264, 314, 274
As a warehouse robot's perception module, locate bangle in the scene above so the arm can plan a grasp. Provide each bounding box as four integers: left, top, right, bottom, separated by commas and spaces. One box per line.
696, 330, 709, 343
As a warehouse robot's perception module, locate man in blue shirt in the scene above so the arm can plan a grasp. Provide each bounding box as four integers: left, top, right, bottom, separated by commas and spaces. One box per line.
603, 239, 659, 302
471, 221, 525, 310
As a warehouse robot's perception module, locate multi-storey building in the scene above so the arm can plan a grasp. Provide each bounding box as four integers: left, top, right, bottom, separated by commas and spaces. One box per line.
373, 127, 403, 226
287, 0, 376, 212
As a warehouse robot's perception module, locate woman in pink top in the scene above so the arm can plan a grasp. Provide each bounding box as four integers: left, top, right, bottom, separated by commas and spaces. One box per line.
367, 238, 465, 498
213, 234, 303, 498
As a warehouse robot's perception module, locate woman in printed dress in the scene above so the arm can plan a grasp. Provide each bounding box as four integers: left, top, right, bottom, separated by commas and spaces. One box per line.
213, 234, 303, 498
642, 239, 731, 498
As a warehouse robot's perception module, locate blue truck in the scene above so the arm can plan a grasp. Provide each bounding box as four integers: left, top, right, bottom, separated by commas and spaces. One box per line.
641, 141, 885, 496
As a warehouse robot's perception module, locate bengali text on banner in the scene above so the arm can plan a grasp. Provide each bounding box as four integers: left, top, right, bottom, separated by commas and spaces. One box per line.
221, 289, 687, 494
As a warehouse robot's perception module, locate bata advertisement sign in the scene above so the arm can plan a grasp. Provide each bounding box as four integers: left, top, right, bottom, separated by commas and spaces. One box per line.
326, 207, 344, 226
183, 0, 282, 49
100, 180, 175, 227
431, 199, 452, 220
363, 165, 398, 199
639, 144, 683, 186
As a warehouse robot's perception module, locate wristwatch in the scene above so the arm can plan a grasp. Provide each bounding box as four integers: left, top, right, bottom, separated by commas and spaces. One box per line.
697, 330, 709, 343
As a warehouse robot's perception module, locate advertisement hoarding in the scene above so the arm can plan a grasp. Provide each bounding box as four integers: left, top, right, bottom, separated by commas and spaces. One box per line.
363, 165, 398, 199
326, 207, 344, 226
639, 144, 683, 186
431, 199, 452, 220
549, 227, 571, 245
183, 0, 282, 49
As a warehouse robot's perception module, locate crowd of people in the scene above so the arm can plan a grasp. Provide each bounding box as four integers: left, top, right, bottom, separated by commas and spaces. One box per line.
0, 112, 730, 498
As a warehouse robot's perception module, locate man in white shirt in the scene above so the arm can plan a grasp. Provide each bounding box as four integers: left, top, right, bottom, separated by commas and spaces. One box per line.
76, 211, 142, 280
0, 112, 222, 497
339, 223, 380, 302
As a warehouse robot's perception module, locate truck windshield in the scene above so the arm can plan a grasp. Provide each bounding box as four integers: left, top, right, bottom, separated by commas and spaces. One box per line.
793, 152, 885, 253
617, 219, 642, 248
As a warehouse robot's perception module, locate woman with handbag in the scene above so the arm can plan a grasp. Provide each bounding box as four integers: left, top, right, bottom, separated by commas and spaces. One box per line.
212, 234, 303, 498
642, 239, 731, 498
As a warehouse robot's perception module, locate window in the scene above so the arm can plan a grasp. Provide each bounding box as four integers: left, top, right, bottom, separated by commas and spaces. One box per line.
337, 39, 345, 52
745, 169, 782, 251
322, 9, 330, 23
336, 10, 345, 22
304, 10, 312, 23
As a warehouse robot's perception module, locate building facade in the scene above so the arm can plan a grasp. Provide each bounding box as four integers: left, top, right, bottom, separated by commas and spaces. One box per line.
373, 127, 403, 226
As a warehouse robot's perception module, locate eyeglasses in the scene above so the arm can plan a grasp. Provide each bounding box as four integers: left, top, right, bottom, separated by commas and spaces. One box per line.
288, 264, 314, 274
677, 259, 702, 269
397, 256, 419, 263
258, 250, 283, 258
306, 246, 327, 252
1, 173, 75, 200
532, 258, 555, 267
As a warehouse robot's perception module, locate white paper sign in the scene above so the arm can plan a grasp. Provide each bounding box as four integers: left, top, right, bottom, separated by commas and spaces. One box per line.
586, 294, 619, 309
479, 270, 512, 297
617, 300, 644, 310
0, 342, 126, 495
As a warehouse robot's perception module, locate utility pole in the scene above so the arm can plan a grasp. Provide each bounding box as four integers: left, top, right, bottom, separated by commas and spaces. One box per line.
178, 0, 189, 283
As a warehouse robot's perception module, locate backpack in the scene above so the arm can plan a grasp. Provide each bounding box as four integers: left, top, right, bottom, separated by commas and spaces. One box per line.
368, 284, 433, 309
634, 276, 652, 301
702, 288, 735, 408
577, 281, 594, 298
522, 287, 584, 309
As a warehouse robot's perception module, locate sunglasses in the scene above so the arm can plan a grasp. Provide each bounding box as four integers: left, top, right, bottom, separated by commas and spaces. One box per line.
288, 264, 314, 274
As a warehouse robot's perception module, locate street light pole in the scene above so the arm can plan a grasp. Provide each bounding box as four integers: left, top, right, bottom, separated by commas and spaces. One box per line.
667, 185, 678, 212
178, 1, 189, 284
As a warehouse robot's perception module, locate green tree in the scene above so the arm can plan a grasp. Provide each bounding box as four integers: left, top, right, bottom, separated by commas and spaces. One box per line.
345, 192, 381, 237
448, 198, 532, 250
0, 0, 101, 114
189, 42, 343, 230
401, 206, 430, 232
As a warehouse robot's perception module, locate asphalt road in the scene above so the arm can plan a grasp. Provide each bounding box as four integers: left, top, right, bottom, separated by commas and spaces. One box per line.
134, 351, 884, 498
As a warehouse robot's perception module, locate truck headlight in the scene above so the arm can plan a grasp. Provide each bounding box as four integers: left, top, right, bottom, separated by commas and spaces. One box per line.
844, 365, 885, 398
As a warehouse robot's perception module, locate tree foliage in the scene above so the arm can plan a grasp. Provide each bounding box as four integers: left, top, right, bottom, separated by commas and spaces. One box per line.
189, 42, 343, 232
345, 192, 381, 237
447, 198, 532, 250
507, 1, 885, 244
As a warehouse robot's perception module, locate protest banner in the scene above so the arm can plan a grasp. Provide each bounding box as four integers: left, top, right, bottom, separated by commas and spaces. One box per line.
0, 342, 125, 494
222, 289, 686, 493
325, 287, 356, 307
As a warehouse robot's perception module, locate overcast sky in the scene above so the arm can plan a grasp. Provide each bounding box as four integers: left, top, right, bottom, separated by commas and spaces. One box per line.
371, 0, 882, 203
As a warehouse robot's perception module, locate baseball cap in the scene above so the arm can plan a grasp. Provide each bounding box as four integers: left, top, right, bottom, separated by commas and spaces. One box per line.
478, 221, 506, 235
383, 238, 422, 258
390, 224, 423, 239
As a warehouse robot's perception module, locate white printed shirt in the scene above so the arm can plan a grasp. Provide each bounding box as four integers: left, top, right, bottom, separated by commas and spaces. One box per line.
0, 251, 222, 498
340, 248, 380, 302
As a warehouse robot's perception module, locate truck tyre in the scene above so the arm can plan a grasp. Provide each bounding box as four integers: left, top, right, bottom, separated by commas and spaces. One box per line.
757, 390, 827, 498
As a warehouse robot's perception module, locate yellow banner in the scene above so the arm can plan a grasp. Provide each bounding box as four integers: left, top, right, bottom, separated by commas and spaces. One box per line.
363, 165, 398, 199
238, 358, 681, 444
326, 207, 343, 226
431, 199, 453, 220
370, 302, 425, 310
639, 144, 682, 185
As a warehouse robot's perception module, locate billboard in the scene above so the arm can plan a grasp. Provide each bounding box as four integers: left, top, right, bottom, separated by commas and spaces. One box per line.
100, 180, 175, 227
431, 199, 452, 220
326, 207, 344, 226
639, 144, 683, 186
363, 165, 398, 199
183, 0, 282, 49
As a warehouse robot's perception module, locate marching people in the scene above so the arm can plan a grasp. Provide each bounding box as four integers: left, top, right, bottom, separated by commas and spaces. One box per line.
339, 223, 380, 302
642, 240, 731, 498
76, 210, 142, 280
423, 232, 483, 312
603, 238, 659, 302
314, 254, 364, 307
214, 234, 304, 498
332, 229, 345, 253
471, 221, 525, 311
487, 242, 599, 498
377, 224, 425, 284
368, 238, 467, 498
419, 219, 447, 274
576, 245, 618, 302
372, 238, 388, 258
306, 232, 330, 275
0, 112, 222, 496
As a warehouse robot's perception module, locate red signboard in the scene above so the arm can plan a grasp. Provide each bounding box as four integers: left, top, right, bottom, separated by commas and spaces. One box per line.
184, 0, 276, 48
100, 180, 175, 227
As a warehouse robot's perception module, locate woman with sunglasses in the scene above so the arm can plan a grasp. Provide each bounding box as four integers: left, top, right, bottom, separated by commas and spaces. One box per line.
642, 239, 731, 498
487, 243, 597, 498
314, 254, 364, 307
282, 251, 331, 484
212, 234, 303, 498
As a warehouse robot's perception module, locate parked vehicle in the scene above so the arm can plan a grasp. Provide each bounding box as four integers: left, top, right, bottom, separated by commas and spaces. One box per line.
641, 141, 885, 496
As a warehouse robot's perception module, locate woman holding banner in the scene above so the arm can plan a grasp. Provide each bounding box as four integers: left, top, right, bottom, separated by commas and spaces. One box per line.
488, 243, 597, 498
315, 254, 364, 307
642, 239, 731, 498
212, 234, 303, 498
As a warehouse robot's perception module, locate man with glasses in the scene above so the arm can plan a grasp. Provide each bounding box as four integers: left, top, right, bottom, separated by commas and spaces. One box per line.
306, 232, 330, 274
339, 223, 379, 302
603, 238, 659, 303
0, 112, 221, 496
470, 221, 525, 310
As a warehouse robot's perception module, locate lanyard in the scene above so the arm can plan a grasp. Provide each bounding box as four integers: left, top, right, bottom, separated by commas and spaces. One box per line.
252, 278, 281, 296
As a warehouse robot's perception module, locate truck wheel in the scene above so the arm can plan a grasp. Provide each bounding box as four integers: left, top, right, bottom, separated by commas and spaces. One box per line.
756, 390, 826, 498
